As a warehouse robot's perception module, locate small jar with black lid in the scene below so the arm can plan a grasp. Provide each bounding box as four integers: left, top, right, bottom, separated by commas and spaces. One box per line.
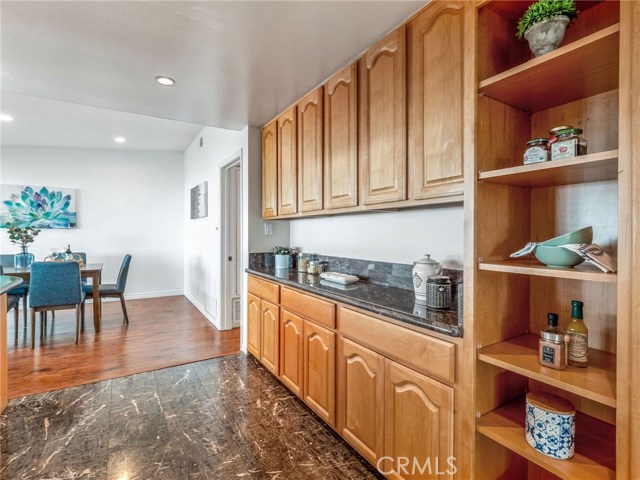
539, 313, 569, 370
425, 275, 451, 309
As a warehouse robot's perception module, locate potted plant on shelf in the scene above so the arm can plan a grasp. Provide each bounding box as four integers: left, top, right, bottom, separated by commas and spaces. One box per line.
517, 0, 578, 57
7, 225, 40, 269
273, 246, 295, 269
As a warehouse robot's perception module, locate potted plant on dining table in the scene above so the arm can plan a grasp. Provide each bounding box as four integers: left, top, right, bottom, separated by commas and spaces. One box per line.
7, 225, 40, 269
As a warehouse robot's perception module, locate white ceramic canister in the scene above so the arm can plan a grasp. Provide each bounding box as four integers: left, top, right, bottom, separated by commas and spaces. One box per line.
412, 254, 443, 305
525, 392, 575, 460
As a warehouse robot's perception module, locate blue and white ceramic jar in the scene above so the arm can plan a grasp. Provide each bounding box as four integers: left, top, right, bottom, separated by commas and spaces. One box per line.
525, 392, 575, 460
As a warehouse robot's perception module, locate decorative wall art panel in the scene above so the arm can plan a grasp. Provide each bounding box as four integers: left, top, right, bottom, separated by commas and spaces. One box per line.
1, 184, 77, 229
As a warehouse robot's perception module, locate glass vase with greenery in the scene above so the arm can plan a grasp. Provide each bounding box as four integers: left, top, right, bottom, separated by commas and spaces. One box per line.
7, 225, 40, 269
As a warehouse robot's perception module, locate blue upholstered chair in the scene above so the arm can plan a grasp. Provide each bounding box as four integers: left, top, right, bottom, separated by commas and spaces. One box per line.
83, 254, 132, 323
0, 265, 21, 343
29, 262, 86, 348
0, 254, 29, 325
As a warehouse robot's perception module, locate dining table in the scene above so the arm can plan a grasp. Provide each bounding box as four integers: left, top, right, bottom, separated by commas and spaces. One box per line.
3, 263, 104, 333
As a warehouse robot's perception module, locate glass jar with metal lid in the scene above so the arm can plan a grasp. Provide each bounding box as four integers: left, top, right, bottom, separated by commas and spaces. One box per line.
548, 125, 574, 144
307, 261, 326, 275
523, 138, 550, 165
551, 128, 587, 161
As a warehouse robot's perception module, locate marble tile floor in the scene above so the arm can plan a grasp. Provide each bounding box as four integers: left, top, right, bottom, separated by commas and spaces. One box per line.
1, 354, 384, 480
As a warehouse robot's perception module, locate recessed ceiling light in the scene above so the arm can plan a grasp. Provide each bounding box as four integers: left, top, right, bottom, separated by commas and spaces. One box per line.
0, 114, 14, 122
114, 136, 126, 143
155, 76, 176, 86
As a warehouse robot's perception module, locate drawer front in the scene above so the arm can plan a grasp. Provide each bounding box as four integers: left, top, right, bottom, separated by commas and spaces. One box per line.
338, 306, 455, 383
281, 287, 336, 329
248, 275, 280, 304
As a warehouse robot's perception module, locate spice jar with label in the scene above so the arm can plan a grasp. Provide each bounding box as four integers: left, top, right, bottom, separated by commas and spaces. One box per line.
548, 125, 573, 144
551, 128, 588, 161
307, 261, 326, 275
297, 253, 312, 273
539, 313, 569, 371
524, 138, 550, 165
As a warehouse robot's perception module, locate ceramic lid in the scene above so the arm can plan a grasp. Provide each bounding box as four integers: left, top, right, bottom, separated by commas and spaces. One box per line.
415, 254, 440, 265
526, 392, 575, 415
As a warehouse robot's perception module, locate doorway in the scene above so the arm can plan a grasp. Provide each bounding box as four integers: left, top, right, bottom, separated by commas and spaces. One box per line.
221, 155, 242, 331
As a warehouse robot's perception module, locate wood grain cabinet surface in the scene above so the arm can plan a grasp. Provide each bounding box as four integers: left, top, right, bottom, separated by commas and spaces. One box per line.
260, 300, 280, 375
277, 106, 298, 215
359, 25, 407, 205
324, 64, 359, 210
338, 336, 385, 465
297, 87, 324, 213
247, 293, 261, 358
384, 359, 455, 480
279, 309, 304, 397
262, 121, 278, 218
408, 2, 465, 200
303, 319, 336, 426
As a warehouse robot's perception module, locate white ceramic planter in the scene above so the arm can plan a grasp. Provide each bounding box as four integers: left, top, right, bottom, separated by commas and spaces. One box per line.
274, 254, 290, 269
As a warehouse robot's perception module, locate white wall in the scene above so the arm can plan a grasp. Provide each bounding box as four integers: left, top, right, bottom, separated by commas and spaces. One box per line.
0, 147, 185, 297
289, 205, 464, 268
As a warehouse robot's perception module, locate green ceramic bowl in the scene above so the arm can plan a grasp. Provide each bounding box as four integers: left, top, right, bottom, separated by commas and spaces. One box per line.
535, 245, 585, 268
540, 226, 593, 247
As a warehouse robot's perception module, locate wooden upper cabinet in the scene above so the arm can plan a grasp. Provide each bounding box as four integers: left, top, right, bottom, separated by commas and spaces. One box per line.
262, 121, 278, 218
383, 360, 454, 480
324, 64, 358, 210
280, 309, 304, 397
338, 337, 385, 465
277, 107, 298, 215
297, 87, 324, 213
247, 293, 261, 358
260, 300, 280, 375
408, 2, 465, 200
359, 26, 407, 205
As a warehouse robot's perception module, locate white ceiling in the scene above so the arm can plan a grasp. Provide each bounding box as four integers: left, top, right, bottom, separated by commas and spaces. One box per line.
0, 92, 204, 151
1, 0, 426, 132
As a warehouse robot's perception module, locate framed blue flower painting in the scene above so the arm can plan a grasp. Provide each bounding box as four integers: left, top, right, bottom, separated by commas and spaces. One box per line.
1, 184, 77, 229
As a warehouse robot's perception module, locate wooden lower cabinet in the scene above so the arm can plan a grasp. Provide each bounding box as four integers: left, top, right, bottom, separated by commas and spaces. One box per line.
279, 309, 304, 396
260, 300, 280, 375
247, 293, 261, 358
383, 360, 454, 480
338, 336, 385, 465
303, 320, 336, 426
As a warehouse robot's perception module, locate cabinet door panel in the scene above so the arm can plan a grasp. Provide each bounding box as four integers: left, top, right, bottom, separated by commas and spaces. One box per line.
247, 293, 261, 358
277, 107, 298, 215
280, 309, 304, 397
408, 2, 465, 200
338, 337, 385, 465
303, 320, 336, 426
298, 87, 324, 213
360, 26, 407, 205
260, 300, 280, 375
324, 64, 358, 209
262, 121, 278, 218
384, 360, 454, 480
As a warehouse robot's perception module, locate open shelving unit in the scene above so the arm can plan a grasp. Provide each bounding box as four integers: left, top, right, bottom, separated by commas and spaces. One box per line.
466, 1, 629, 478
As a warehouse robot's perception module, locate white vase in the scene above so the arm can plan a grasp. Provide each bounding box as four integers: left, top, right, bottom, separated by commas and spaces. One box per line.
412, 254, 443, 305
275, 254, 290, 269
524, 15, 570, 57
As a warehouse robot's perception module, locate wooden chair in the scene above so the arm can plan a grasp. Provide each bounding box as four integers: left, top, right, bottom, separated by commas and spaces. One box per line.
28, 262, 86, 348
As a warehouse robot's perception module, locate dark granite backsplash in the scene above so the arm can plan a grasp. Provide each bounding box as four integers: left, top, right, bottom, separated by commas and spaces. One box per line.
249, 252, 463, 309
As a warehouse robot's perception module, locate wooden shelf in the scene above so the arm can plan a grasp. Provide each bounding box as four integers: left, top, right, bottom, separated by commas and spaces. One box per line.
479, 260, 617, 283
477, 397, 616, 480
478, 334, 616, 407
478, 24, 620, 112
478, 150, 619, 188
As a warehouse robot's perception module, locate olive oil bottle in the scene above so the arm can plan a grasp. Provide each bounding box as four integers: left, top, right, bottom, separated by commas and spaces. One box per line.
566, 300, 588, 367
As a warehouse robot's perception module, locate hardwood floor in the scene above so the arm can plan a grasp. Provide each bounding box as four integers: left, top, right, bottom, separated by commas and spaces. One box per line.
7, 295, 240, 399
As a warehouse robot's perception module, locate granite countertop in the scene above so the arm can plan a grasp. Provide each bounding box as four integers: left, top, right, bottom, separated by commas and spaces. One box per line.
0, 275, 23, 294
246, 266, 462, 338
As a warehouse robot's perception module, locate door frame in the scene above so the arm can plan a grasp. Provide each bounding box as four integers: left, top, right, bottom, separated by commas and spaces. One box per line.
220, 151, 243, 331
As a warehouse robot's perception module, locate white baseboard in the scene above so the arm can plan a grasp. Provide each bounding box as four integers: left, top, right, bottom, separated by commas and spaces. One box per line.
89, 290, 184, 303
184, 292, 221, 330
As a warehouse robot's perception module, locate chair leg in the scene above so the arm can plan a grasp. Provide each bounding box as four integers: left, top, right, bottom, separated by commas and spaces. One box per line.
14, 306, 19, 344
81, 302, 85, 332
120, 294, 129, 324
75, 305, 80, 343
31, 309, 36, 349
44, 311, 47, 329
40, 312, 45, 338
22, 295, 27, 324
52, 311, 55, 320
